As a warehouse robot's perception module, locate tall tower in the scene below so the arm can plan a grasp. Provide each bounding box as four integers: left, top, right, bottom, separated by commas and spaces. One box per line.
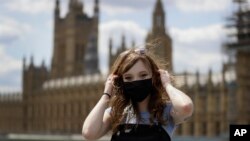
146, 0, 173, 72
225, 0, 250, 124
84, 0, 100, 74
51, 0, 100, 78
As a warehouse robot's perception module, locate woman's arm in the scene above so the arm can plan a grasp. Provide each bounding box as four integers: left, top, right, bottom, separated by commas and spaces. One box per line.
82, 75, 116, 140
82, 95, 111, 140
165, 84, 193, 124
159, 70, 194, 124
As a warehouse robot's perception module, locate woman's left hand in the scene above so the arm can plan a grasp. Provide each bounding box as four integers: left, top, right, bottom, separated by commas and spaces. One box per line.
158, 69, 170, 87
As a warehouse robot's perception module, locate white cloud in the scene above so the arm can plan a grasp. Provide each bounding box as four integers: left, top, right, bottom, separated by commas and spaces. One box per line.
174, 49, 223, 73
170, 24, 225, 73
170, 24, 225, 44
83, 0, 153, 16
3, 0, 153, 17
0, 45, 22, 92
0, 16, 32, 43
4, 0, 106, 17
99, 20, 147, 74
174, 0, 231, 12
4, 0, 53, 14
0, 85, 21, 93
102, 4, 136, 16
0, 45, 21, 76
99, 0, 152, 10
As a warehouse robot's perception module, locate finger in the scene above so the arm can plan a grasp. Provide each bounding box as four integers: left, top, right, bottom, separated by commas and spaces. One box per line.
158, 69, 164, 74
108, 74, 115, 79
166, 71, 170, 77
158, 69, 163, 72
112, 75, 118, 79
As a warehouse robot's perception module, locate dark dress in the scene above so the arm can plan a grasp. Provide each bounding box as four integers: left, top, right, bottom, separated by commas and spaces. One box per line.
111, 123, 171, 141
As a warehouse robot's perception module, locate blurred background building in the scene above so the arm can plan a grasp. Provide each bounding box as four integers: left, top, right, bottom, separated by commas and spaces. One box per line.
0, 0, 249, 140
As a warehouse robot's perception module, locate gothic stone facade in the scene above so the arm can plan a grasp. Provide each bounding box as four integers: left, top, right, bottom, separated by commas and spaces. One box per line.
0, 0, 249, 138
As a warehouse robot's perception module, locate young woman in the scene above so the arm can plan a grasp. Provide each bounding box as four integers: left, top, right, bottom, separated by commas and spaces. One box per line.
82, 46, 193, 141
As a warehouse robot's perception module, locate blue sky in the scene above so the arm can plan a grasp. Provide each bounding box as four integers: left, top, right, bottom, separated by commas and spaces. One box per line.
0, 0, 245, 92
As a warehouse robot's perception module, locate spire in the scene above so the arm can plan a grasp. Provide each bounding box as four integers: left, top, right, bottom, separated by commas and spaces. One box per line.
30, 55, 34, 67
220, 63, 227, 94
69, 0, 78, 7
23, 56, 26, 70
222, 63, 226, 84
155, 0, 164, 12
109, 37, 113, 69
109, 37, 113, 54
94, 0, 99, 16
153, 0, 165, 34
207, 68, 213, 89
194, 69, 200, 93
41, 59, 45, 67
184, 71, 188, 88
131, 38, 135, 48
195, 70, 200, 86
55, 0, 60, 19
208, 68, 212, 83
56, 0, 60, 9
121, 34, 126, 51
69, 0, 83, 13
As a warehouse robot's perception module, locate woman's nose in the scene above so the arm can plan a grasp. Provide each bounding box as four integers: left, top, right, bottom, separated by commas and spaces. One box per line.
133, 77, 142, 81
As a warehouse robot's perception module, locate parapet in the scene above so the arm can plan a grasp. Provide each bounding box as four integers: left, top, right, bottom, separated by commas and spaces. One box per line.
42, 73, 106, 90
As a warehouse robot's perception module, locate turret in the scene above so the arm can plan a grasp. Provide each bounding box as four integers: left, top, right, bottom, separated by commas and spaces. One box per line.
207, 68, 213, 90
195, 70, 200, 87
181, 70, 192, 136
109, 37, 113, 69
55, 0, 60, 19
184, 71, 188, 88
206, 68, 216, 137
69, 0, 83, 14
153, 0, 166, 34
121, 34, 126, 51
22, 56, 26, 96
131, 38, 135, 48
41, 59, 45, 68
29, 55, 34, 68
220, 63, 228, 133
22, 56, 26, 71
94, 0, 99, 17
193, 70, 202, 136
146, 0, 172, 72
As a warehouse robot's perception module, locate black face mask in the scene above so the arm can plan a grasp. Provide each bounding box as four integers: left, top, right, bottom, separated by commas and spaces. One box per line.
123, 78, 154, 103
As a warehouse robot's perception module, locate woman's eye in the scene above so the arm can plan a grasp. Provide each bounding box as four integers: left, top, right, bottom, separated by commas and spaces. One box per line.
124, 77, 132, 80
141, 74, 148, 77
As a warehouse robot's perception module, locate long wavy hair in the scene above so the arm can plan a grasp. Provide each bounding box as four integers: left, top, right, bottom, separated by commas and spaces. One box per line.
109, 44, 172, 133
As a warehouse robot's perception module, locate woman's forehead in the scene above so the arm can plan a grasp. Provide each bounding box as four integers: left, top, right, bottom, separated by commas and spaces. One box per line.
123, 60, 151, 75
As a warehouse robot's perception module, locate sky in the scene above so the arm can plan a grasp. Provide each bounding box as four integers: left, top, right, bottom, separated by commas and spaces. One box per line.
0, 0, 247, 92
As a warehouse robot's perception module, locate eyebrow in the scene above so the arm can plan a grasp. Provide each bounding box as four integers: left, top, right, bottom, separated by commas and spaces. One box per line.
139, 71, 148, 74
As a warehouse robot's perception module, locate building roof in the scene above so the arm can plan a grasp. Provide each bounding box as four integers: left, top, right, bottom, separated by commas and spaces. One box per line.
42, 73, 106, 90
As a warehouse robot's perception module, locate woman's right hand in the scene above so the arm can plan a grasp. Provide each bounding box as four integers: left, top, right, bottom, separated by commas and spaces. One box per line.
103, 74, 117, 97
159, 69, 171, 87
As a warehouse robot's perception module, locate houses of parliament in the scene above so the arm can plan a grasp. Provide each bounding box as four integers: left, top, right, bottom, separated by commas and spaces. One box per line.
0, 0, 249, 138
